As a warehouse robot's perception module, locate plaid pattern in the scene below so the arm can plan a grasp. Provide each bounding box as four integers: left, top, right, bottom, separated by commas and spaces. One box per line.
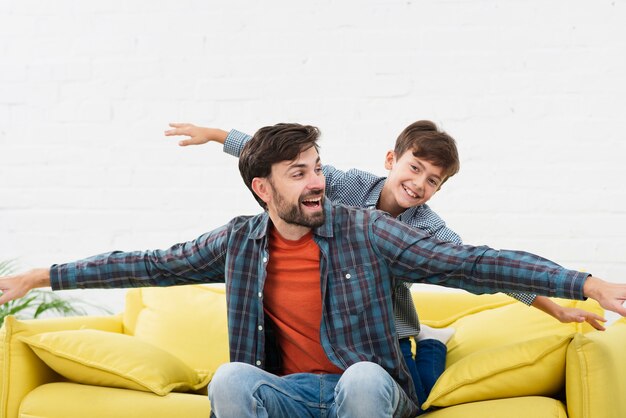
226, 129, 537, 339
50, 200, 587, 411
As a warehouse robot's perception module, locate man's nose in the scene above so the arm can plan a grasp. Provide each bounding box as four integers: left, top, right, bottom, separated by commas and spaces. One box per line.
308, 172, 325, 190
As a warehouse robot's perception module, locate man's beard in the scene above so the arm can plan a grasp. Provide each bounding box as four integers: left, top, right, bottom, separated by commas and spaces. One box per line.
272, 188, 325, 228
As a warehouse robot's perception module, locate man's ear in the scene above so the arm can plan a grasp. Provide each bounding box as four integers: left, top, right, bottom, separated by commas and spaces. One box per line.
251, 177, 272, 205
384, 150, 396, 170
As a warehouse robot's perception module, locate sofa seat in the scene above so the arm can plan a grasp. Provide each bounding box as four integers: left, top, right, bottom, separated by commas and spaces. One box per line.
20, 382, 211, 418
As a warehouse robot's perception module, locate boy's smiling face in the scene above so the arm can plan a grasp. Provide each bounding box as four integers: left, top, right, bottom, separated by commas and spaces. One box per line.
379, 149, 446, 217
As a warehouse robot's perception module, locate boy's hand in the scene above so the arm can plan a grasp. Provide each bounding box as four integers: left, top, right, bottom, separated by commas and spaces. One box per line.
164, 123, 228, 147
532, 295, 607, 330
0, 268, 51, 305
553, 306, 607, 331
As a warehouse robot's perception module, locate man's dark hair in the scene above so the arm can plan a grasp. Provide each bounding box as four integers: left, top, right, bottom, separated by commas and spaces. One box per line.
394, 120, 460, 185
239, 123, 321, 209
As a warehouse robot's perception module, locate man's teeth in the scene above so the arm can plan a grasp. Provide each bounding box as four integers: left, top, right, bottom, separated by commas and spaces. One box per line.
302, 197, 321, 206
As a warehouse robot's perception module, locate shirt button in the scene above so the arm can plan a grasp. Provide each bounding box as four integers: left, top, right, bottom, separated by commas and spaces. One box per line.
262, 257, 268, 263
258, 325, 263, 331
256, 360, 261, 366
258, 292, 262, 298
345, 273, 351, 279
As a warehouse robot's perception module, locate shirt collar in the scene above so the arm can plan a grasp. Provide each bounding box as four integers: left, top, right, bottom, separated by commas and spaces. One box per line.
365, 178, 386, 208
313, 198, 334, 238
249, 211, 271, 240
397, 204, 421, 221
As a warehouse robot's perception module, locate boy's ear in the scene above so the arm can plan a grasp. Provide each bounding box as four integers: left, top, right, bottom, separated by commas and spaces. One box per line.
251, 177, 272, 205
384, 150, 396, 170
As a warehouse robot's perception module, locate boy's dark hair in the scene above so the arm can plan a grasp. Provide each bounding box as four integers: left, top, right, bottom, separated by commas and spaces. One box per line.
239, 123, 321, 209
394, 120, 460, 184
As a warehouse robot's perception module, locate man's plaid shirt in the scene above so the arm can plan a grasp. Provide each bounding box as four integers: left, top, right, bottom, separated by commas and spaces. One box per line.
49, 199, 587, 410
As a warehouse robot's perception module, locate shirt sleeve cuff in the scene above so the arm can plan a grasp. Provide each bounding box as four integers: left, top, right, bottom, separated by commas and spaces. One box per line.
223, 129, 251, 157
558, 269, 589, 300
49, 263, 77, 291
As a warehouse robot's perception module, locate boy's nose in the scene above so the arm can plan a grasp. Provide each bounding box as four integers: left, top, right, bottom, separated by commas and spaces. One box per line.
412, 176, 425, 190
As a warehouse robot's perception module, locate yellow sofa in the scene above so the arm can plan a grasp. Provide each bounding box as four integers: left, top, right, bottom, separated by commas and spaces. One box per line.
2, 284, 625, 418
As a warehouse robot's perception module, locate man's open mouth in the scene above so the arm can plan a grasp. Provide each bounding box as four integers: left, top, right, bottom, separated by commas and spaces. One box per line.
301, 197, 322, 208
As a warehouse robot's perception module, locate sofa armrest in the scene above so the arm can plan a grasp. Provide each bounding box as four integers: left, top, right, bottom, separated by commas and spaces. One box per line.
566, 320, 626, 418
1, 314, 123, 418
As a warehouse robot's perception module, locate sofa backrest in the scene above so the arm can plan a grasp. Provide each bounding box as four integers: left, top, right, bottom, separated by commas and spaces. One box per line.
122, 284, 230, 378
411, 290, 516, 327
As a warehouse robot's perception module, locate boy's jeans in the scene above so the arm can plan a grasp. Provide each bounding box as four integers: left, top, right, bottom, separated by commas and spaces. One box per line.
208, 361, 416, 418
399, 337, 447, 415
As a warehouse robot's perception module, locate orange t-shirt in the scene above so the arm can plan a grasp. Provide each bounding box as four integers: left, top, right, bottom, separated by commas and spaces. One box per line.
264, 227, 343, 375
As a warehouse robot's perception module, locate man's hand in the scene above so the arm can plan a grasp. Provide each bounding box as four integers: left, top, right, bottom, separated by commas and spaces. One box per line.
583, 275, 626, 317
0, 268, 51, 305
164, 123, 228, 147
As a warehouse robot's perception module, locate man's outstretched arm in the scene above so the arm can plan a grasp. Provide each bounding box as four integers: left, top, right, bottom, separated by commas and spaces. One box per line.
372, 215, 626, 318
0, 225, 231, 306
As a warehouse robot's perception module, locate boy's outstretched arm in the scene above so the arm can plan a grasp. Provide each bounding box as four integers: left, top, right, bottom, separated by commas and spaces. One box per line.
164, 123, 227, 147
532, 295, 607, 330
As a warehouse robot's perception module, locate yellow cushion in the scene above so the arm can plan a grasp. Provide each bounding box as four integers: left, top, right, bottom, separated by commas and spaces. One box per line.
446, 297, 602, 366
20, 330, 210, 396
411, 290, 516, 327
423, 396, 567, 418
0, 315, 122, 418
125, 285, 230, 377
423, 334, 572, 409
566, 322, 626, 418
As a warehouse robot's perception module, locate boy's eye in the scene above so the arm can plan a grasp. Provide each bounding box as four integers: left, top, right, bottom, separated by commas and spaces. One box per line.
411, 165, 419, 172
428, 179, 439, 187
293, 172, 303, 178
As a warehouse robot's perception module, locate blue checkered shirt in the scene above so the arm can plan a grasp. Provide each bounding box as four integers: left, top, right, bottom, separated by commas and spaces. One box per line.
49, 199, 587, 413
225, 129, 538, 338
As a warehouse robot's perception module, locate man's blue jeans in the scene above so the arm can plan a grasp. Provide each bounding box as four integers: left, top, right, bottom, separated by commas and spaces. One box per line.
208, 361, 416, 418
399, 337, 447, 415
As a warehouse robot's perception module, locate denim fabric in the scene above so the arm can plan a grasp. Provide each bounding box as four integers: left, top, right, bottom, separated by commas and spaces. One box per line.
208, 361, 417, 418
399, 337, 447, 415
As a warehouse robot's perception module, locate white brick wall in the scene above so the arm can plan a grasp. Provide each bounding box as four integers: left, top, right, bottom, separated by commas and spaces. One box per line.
1, 0, 625, 314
